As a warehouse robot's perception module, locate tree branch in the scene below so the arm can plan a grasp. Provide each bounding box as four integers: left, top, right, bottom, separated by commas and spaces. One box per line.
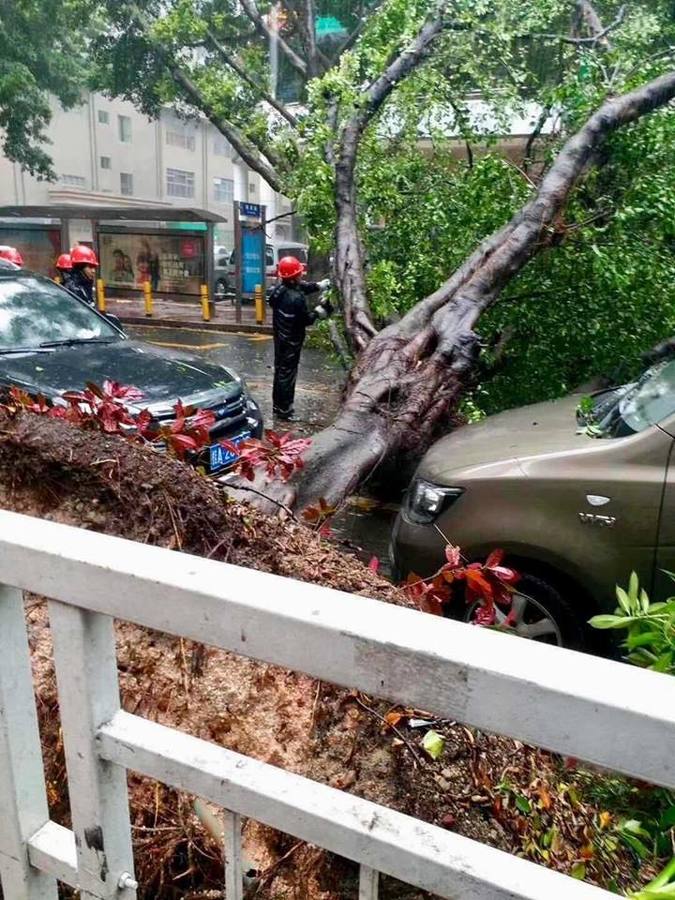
239, 0, 308, 79
205, 30, 298, 127
125, 3, 282, 191
333, 4, 454, 352
334, 0, 387, 59
427, 69, 675, 349
571, 0, 623, 47
540, 2, 624, 46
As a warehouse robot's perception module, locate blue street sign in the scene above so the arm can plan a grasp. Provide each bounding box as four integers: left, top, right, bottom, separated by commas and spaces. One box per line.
241, 228, 264, 294
240, 202, 262, 219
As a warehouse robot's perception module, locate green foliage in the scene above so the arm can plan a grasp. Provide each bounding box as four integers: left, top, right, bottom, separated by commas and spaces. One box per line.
0, 0, 93, 178
590, 572, 675, 674
88, 0, 675, 419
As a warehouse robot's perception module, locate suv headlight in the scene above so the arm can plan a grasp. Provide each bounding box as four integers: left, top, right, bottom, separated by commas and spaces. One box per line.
405, 479, 464, 525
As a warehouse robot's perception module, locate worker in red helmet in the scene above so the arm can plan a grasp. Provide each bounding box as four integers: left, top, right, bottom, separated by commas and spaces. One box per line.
269, 256, 331, 420
0, 246, 24, 267
55, 253, 73, 289
68, 245, 99, 305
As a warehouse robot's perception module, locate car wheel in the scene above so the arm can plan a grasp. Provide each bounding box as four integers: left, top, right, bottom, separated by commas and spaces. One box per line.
214, 278, 229, 301
463, 575, 584, 649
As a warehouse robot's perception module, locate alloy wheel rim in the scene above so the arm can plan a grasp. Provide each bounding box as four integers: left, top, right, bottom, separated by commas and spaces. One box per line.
466, 591, 563, 646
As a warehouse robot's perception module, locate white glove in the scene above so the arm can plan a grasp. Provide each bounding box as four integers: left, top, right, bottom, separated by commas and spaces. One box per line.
318, 278, 331, 291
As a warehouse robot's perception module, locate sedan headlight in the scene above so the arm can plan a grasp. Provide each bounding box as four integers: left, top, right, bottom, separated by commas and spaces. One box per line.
405, 479, 464, 525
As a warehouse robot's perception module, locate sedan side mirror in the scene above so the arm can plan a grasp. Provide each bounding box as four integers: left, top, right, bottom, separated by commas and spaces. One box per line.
105, 313, 125, 332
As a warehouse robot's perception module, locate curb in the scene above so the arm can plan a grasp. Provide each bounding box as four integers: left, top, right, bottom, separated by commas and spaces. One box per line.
119, 316, 273, 336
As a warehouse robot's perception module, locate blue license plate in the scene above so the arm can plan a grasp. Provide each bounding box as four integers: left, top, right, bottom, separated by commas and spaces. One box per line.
209, 432, 250, 472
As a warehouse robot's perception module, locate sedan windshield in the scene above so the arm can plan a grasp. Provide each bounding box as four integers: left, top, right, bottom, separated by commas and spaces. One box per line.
0, 276, 120, 351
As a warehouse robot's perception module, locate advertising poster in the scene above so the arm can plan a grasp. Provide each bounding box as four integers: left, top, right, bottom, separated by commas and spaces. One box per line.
241, 228, 265, 295
99, 232, 205, 296
0, 227, 60, 277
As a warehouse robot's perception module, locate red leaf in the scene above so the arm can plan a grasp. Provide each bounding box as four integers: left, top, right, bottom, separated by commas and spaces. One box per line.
445, 545, 461, 568
485, 549, 505, 569
368, 556, 380, 573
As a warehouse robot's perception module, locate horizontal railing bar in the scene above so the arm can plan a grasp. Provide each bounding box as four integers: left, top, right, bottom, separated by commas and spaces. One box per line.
98, 711, 612, 900
27, 822, 77, 889
1, 510, 674, 787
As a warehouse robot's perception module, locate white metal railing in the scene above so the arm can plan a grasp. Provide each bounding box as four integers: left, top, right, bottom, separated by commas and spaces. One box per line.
0, 510, 674, 899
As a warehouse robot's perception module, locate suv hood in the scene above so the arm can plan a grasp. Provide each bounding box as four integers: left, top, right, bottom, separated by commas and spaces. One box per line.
420, 394, 592, 482
0, 340, 242, 409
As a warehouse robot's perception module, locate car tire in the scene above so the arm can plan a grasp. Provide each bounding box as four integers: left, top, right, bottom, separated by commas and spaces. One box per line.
214, 278, 229, 301
461, 574, 586, 650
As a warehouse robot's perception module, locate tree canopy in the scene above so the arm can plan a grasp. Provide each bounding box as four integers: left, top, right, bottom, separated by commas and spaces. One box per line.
0, 0, 93, 178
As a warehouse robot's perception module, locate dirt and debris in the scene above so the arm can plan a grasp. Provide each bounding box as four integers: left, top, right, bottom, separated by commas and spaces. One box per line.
0, 412, 661, 898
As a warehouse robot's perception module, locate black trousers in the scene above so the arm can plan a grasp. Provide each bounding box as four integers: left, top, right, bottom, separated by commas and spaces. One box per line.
273, 335, 303, 413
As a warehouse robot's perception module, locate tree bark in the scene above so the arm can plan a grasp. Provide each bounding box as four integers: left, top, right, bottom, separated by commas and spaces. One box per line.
332, 5, 452, 352
282, 69, 675, 511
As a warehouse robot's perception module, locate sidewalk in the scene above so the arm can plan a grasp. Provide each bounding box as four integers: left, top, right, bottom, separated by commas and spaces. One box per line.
105, 294, 273, 335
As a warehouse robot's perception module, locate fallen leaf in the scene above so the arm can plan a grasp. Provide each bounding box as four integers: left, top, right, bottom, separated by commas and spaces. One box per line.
422, 730, 445, 760
441, 813, 456, 830
599, 811, 612, 830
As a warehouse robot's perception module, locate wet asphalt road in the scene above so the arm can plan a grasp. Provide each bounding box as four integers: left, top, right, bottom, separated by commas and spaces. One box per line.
128, 324, 342, 433
128, 325, 399, 571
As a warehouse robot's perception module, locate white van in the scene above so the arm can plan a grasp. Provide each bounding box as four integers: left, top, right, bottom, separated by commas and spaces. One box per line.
215, 240, 309, 297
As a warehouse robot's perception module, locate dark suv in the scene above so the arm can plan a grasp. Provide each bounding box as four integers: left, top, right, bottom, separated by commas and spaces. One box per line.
0, 263, 262, 472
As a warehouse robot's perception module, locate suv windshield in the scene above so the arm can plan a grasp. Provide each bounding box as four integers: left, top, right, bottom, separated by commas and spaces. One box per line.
0, 276, 120, 350
586, 359, 675, 437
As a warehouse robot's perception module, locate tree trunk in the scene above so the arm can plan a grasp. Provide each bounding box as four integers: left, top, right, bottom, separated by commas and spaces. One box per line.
281, 70, 675, 511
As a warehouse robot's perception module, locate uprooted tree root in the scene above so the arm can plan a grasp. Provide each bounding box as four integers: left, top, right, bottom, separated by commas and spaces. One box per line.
0, 412, 658, 897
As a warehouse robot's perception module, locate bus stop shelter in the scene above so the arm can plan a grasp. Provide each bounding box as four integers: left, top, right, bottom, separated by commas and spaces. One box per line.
0, 205, 224, 302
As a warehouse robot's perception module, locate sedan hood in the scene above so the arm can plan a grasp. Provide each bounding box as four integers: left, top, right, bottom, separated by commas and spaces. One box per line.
0, 339, 241, 409
420, 394, 593, 482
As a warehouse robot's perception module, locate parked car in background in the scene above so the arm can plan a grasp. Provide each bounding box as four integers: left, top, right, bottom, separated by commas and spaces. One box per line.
217, 240, 309, 298
391, 360, 675, 649
213, 245, 232, 299
0, 263, 263, 473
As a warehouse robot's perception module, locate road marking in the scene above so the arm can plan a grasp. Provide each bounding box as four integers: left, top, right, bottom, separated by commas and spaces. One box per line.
146, 340, 230, 351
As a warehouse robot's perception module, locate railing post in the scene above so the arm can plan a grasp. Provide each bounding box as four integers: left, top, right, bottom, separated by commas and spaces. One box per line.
48, 601, 136, 899
0, 585, 58, 899
223, 810, 243, 899
359, 865, 379, 899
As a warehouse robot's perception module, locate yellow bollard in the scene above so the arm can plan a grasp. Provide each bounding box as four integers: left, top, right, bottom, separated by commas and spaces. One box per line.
254, 283, 265, 326
96, 278, 106, 313
200, 284, 211, 322
143, 281, 153, 317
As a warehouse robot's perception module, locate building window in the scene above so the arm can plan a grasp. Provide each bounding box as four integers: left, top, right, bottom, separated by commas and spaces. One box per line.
98, 110, 109, 124
100, 156, 111, 170
118, 115, 132, 143
166, 129, 196, 151
120, 173, 134, 196
213, 177, 234, 204
249, 182, 256, 195
166, 168, 195, 198
213, 136, 231, 157
60, 174, 86, 187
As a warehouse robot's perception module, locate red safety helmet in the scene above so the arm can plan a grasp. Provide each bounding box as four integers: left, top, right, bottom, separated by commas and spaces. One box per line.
70, 244, 99, 267
56, 253, 72, 271
277, 256, 304, 280
0, 246, 24, 267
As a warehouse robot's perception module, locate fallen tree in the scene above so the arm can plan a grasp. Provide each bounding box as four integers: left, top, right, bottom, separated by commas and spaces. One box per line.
0, 412, 658, 897
88, 1, 675, 509
282, 68, 675, 509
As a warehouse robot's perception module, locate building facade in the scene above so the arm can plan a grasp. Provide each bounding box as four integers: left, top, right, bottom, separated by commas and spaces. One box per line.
0, 92, 267, 250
